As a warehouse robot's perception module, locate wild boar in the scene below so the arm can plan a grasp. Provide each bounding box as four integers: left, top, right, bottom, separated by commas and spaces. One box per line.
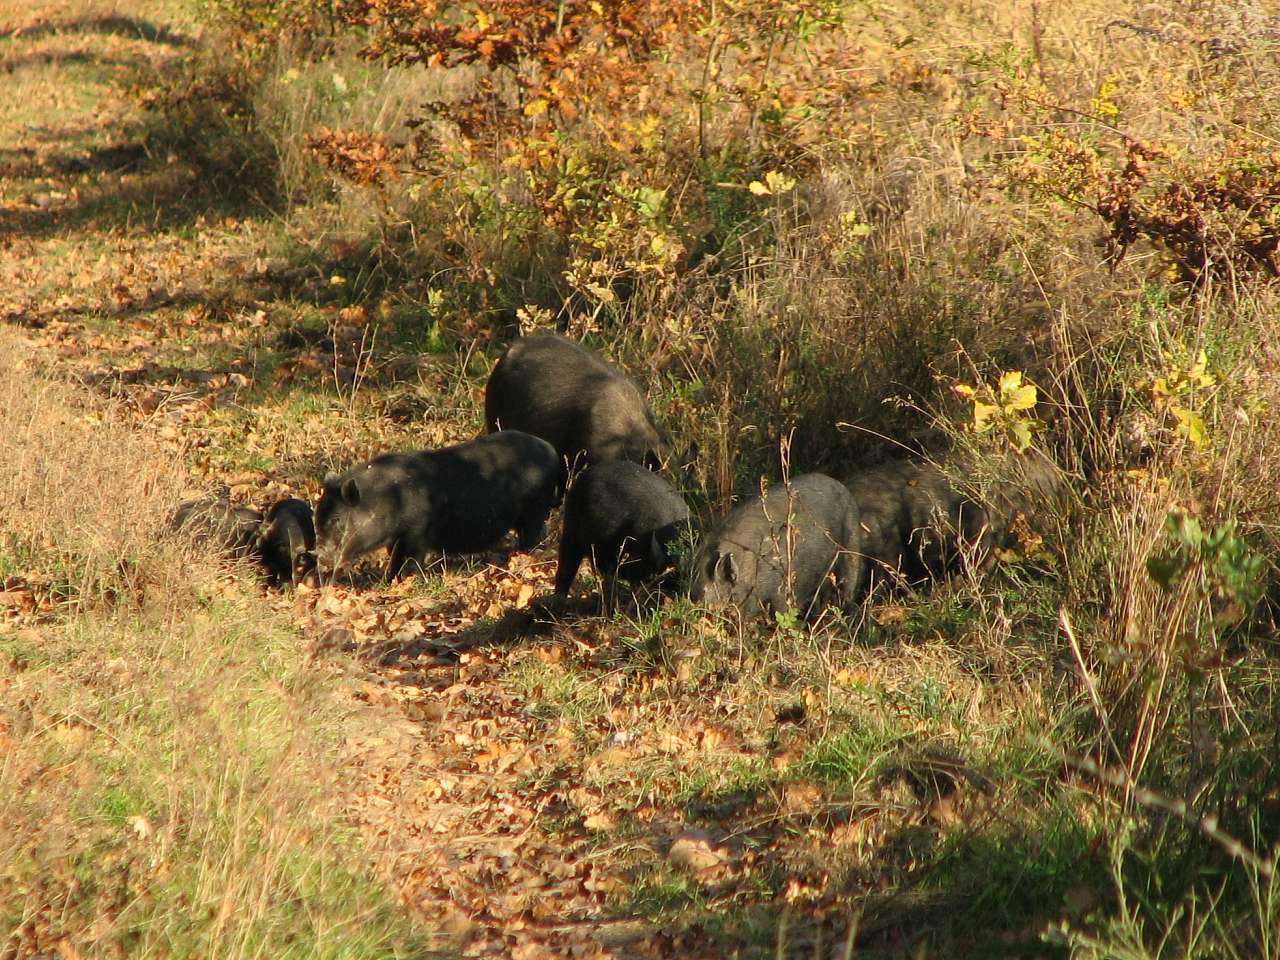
315, 431, 560, 579
844, 450, 1068, 594
259, 497, 317, 587
691, 473, 862, 619
484, 332, 667, 471
171, 496, 316, 587
844, 461, 988, 593
555, 459, 692, 597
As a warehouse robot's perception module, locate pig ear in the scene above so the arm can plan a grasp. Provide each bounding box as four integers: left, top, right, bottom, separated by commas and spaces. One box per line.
340, 478, 361, 506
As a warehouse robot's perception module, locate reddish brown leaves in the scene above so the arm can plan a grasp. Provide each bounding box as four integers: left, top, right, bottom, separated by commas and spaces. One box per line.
307, 127, 402, 187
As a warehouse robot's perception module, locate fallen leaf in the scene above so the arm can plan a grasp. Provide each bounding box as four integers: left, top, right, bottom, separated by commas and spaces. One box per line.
668, 834, 727, 873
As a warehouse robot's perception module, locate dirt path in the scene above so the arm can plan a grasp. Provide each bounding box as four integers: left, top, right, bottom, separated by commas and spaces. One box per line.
1, 4, 971, 957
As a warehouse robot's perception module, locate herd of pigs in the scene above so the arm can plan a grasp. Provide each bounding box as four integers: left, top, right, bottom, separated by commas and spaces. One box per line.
173, 331, 1063, 619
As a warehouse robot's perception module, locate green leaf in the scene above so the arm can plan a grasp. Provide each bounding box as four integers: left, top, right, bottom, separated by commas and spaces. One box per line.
1166, 511, 1204, 547
632, 186, 666, 219
1146, 554, 1185, 590
1009, 419, 1033, 451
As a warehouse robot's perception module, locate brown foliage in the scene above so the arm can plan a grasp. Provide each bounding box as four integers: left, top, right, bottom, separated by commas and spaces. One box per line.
307, 127, 401, 186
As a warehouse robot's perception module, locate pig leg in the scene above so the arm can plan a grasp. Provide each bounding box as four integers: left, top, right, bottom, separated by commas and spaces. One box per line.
555, 534, 586, 596
515, 513, 547, 552
388, 536, 427, 580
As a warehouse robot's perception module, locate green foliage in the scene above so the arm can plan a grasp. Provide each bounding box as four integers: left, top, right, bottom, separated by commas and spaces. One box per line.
624, 871, 704, 916
1146, 511, 1265, 628
798, 725, 902, 791
932, 799, 1108, 937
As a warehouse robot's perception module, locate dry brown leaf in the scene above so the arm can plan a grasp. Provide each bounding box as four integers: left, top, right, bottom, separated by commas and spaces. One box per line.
128, 814, 155, 840
668, 834, 727, 874
782, 781, 823, 814
586, 746, 631, 771
873, 602, 909, 625
657, 733, 686, 755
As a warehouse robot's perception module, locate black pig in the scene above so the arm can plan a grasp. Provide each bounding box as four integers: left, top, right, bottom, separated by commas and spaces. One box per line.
691, 473, 862, 619
259, 497, 317, 587
484, 332, 667, 471
555, 460, 692, 598
171, 496, 317, 587
845, 451, 1067, 594
843, 461, 988, 593
170, 497, 263, 557
316, 431, 560, 579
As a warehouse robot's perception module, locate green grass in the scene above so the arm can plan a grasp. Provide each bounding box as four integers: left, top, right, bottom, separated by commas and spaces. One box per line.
623, 871, 705, 916
504, 657, 608, 724
799, 725, 905, 793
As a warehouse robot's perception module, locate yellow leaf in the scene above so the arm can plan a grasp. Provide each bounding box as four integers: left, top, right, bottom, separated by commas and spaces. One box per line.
1004, 382, 1037, 412
329, 275, 346, 285
973, 400, 999, 431
1171, 406, 1209, 447
1009, 419, 1035, 451
475, 9, 491, 29
997, 370, 1023, 396
951, 383, 976, 397
1190, 349, 1216, 387
523, 98, 549, 117
764, 170, 796, 194
748, 180, 771, 196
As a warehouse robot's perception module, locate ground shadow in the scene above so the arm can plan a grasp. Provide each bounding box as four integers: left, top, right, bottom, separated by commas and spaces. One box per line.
0, 15, 190, 47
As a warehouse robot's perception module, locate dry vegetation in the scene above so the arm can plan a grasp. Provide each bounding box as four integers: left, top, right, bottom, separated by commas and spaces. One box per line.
2, 0, 1280, 957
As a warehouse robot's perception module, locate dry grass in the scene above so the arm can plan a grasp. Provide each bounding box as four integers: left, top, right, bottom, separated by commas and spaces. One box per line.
0, 330, 423, 958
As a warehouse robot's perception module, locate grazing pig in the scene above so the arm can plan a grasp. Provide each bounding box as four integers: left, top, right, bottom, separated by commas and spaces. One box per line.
843, 461, 988, 593
484, 332, 667, 471
170, 497, 264, 558
845, 451, 1068, 594
316, 431, 560, 579
555, 460, 692, 598
691, 473, 862, 619
259, 498, 317, 587
171, 496, 316, 587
